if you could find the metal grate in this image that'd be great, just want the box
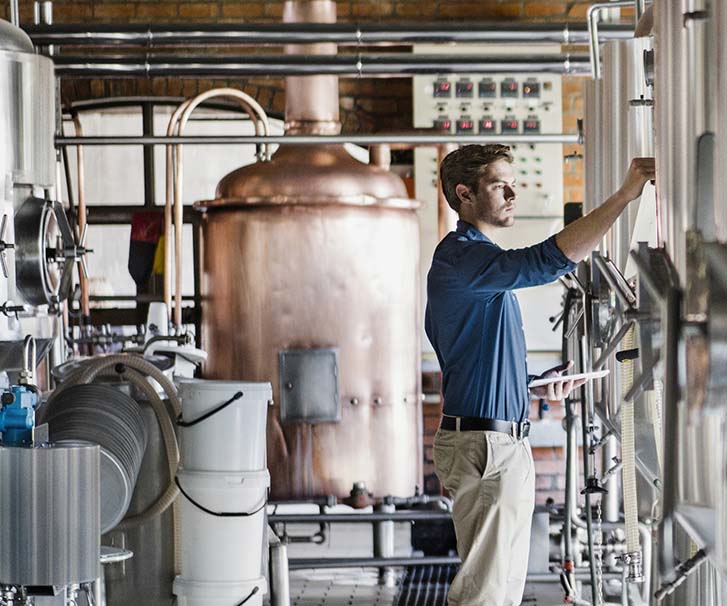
[395,565,456,606]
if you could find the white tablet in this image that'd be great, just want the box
[528,369,610,389]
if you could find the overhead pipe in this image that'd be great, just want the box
[588,1,637,79]
[50,53,591,77]
[55,133,581,147]
[25,22,635,47]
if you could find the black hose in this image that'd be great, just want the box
[235,586,259,606]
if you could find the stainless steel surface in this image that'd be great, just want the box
[654,1,689,277]
[279,348,340,424]
[0,18,33,51]
[588,1,638,80]
[24,22,634,47]
[56,133,581,146]
[0,49,55,187]
[51,53,591,77]
[269,535,291,606]
[104,403,176,606]
[0,443,100,586]
[200,0,421,500]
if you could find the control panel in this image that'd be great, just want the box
[413,44,566,356]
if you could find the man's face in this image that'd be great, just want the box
[462,159,517,228]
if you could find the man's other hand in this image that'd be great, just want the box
[617,157,656,203]
[529,360,587,402]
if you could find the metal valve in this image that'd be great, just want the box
[48,201,92,302]
[0,215,15,279]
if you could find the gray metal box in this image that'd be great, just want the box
[278,348,340,424]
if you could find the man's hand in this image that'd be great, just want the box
[616,157,656,203]
[529,360,587,402]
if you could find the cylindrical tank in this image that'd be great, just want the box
[0,18,57,359]
[198,0,422,500]
[0,443,100,586]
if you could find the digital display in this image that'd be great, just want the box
[501,119,519,133]
[433,118,452,132]
[522,82,541,98]
[479,118,496,133]
[456,119,475,134]
[479,80,497,98]
[523,119,540,133]
[433,80,452,98]
[501,80,518,98]
[456,80,474,98]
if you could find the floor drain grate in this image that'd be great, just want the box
[394,564,457,606]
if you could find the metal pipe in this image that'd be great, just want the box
[588,1,637,79]
[288,555,622,580]
[56,133,581,147]
[51,53,591,77]
[10,0,19,26]
[592,320,635,370]
[70,114,90,320]
[24,22,635,47]
[269,511,452,523]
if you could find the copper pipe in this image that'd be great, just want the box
[283,0,339,135]
[165,88,271,328]
[437,144,458,240]
[71,113,90,319]
[369,145,391,170]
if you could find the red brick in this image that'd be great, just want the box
[536,474,557,490]
[523,2,567,18]
[535,459,566,475]
[179,3,219,18]
[93,3,135,19]
[135,3,178,18]
[532,447,561,460]
[221,3,264,19]
[352,2,394,18]
[395,3,437,18]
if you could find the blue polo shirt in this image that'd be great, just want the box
[425,220,577,422]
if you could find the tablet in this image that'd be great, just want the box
[528,369,610,388]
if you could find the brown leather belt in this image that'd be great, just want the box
[440,416,531,439]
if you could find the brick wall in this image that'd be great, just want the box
[6,0,594,203]
[5,0,612,503]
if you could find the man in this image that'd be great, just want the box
[426,144,655,606]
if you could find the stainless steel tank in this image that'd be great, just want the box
[198,0,422,500]
[0,442,100,586]
[0,18,58,367]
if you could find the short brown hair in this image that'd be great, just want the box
[440,144,514,212]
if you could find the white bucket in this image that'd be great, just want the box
[173,576,267,606]
[177,379,271,472]
[178,469,269,582]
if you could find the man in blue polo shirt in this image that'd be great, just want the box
[427,144,654,606]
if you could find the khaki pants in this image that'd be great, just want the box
[433,428,535,606]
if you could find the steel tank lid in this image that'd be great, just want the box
[196,144,418,211]
[0,19,34,53]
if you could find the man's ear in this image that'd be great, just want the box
[455,184,471,207]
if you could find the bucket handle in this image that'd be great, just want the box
[177,391,244,427]
[174,475,267,518]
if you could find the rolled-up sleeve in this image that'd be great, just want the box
[458,235,577,293]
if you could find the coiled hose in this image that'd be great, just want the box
[53,354,182,571]
[620,326,640,555]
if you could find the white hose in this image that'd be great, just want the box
[620,325,640,553]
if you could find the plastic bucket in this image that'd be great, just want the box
[177,469,269,582]
[177,380,271,472]
[173,576,267,606]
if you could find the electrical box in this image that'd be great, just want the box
[414,44,566,358]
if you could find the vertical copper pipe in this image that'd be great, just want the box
[370,144,392,170]
[437,143,458,239]
[283,0,341,135]
[71,114,90,319]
